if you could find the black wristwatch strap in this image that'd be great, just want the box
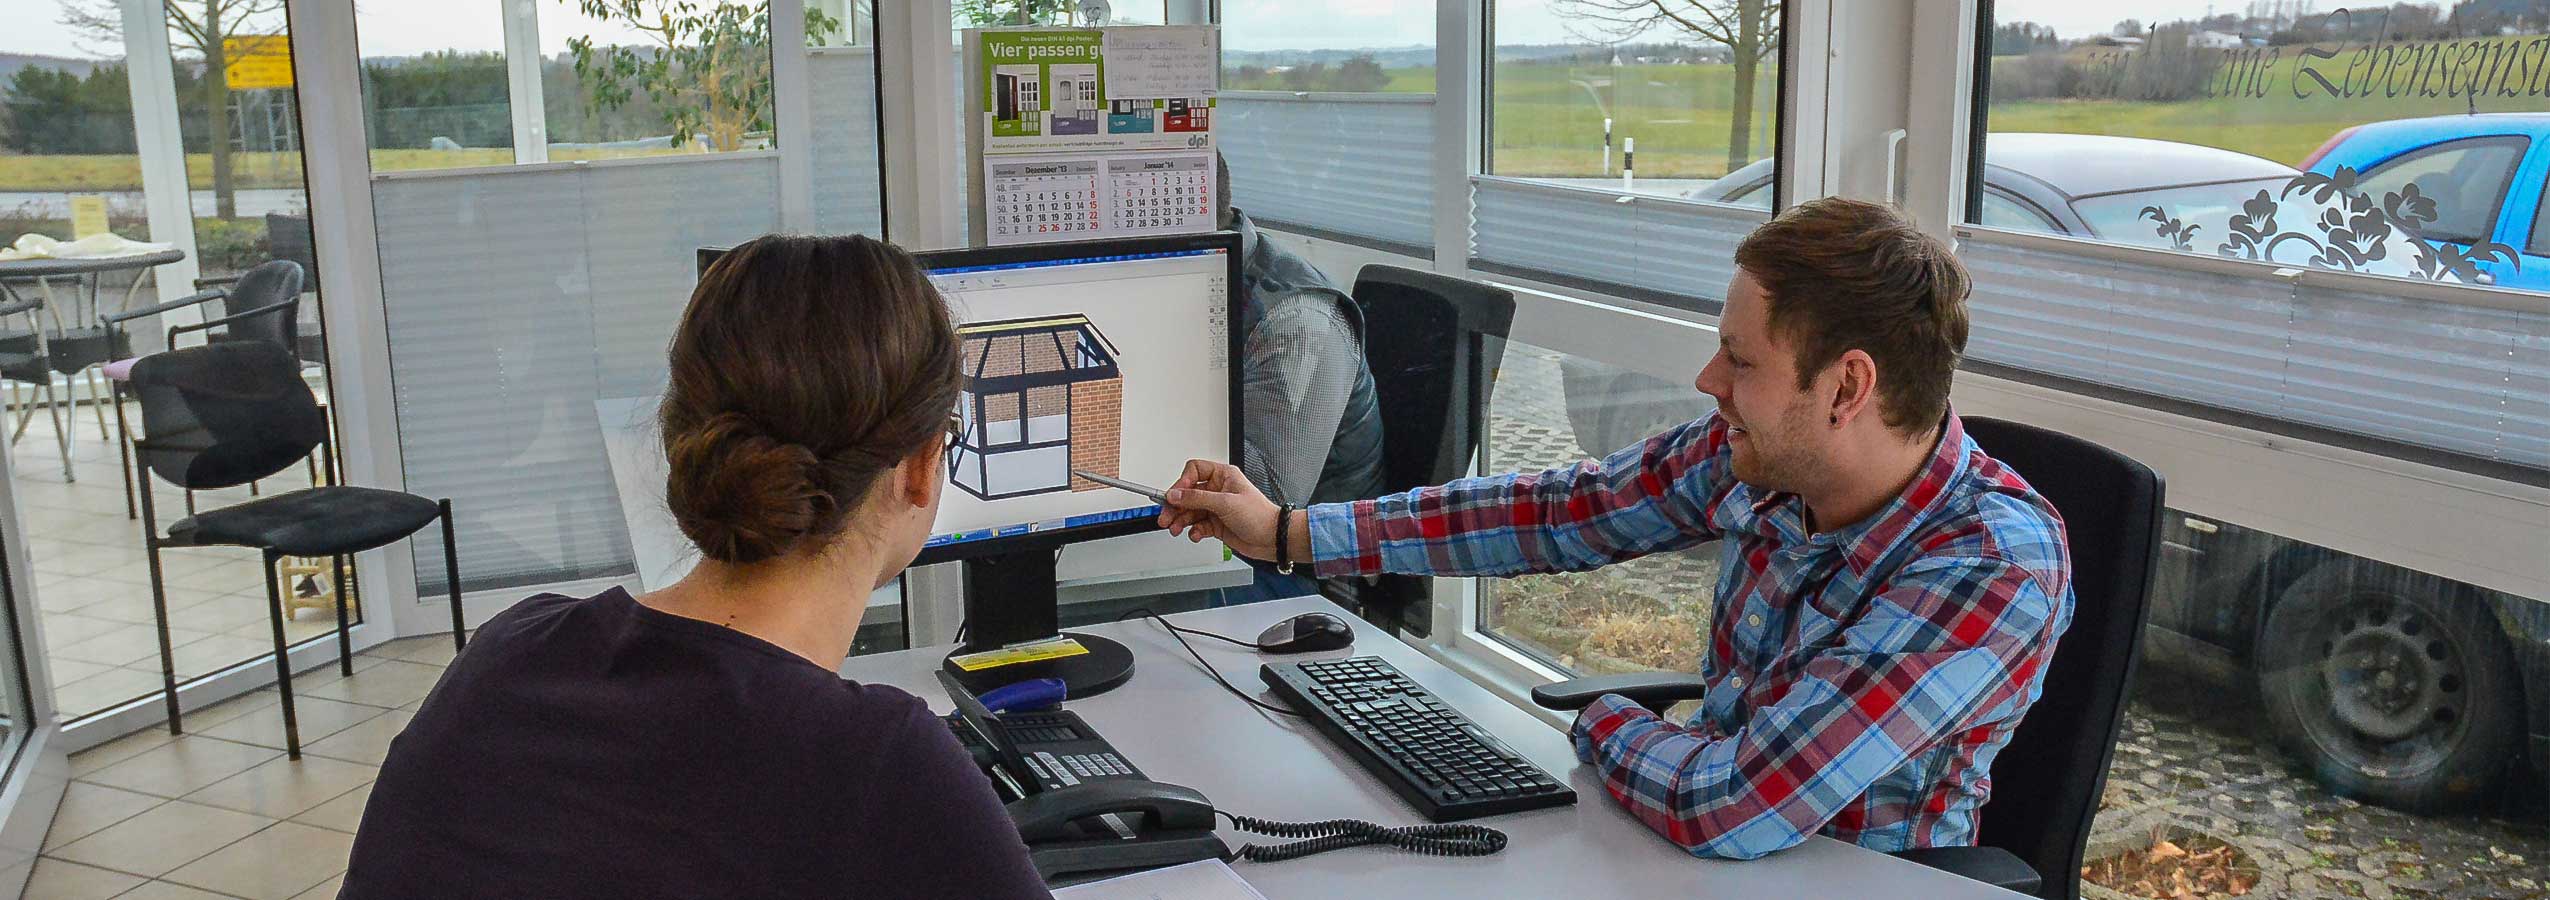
[1274,503,1296,574]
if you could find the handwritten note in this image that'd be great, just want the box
[1101,25,1218,100]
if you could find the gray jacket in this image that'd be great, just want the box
[1234,211,1385,507]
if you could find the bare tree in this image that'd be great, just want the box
[62,0,286,220]
[1556,0,1779,174]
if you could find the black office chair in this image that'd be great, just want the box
[39,273,137,450]
[123,340,468,759]
[195,216,326,365]
[1334,265,1515,637]
[0,294,73,481]
[128,258,305,352]
[105,259,308,518]
[1528,416,2163,900]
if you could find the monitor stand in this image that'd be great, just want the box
[940,546,1136,699]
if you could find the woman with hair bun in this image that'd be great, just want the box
[343,235,1050,899]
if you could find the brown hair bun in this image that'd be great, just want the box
[665,412,829,565]
[659,234,964,564]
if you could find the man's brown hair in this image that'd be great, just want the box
[1733,197,1971,432]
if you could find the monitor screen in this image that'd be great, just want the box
[914,234,1239,560]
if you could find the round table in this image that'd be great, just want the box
[0,247,187,281]
[0,248,188,481]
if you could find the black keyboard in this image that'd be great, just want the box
[1263,656,1576,822]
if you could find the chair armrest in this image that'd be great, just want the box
[0,297,41,318]
[104,289,224,325]
[167,298,293,339]
[192,274,243,290]
[1529,671,1709,712]
[1889,846,2042,896]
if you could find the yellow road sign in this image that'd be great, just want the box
[223,35,292,91]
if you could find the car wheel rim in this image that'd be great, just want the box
[2306,596,2468,773]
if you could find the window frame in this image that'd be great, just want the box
[1956,0,2549,489]
[1460,0,1798,314]
[1477,3,1788,213]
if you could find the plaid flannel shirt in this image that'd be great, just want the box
[1307,409,2072,859]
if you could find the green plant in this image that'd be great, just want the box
[192,215,269,274]
[558,0,839,152]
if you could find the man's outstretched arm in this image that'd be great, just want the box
[1304,413,1739,579]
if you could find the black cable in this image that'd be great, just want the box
[1217,810,1509,862]
[1115,608,1304,718]
[1115,607,1261,650]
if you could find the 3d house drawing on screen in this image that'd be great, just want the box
[949,315,1126,501]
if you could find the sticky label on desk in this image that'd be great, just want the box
[950,635,1090,672]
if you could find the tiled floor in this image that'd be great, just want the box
[28,634,454,900]
[6,393,349,720]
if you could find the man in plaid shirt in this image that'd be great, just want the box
[1158,197,2073,860]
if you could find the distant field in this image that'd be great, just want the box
[1983,87,2550,168]
[1225,60,1781,179]
[16,48,2546,195]
[0,146,702,193]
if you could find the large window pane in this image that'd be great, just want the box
[541,2,781,160]
[1218,0,1436,251]
[5,0,351,721]
[356,5,511,171]
[1975,4,2550,289]
[1974,5,2550,898]
[1969,5,2547,473]
[1488,0,1779,203]
[361,1,880,599]
[1478,342,1719,674]
[1469,1,1782,312]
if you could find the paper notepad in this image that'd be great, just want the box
[1051,859,1268,900]
[1100,25,1219,99]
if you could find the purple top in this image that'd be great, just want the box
[341,588,1050,899]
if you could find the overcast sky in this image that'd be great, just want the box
[3,0,2376,60]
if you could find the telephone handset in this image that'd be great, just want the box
[938,671,1229,882]
[938,671,1510,881]
[1009,779,1217,842]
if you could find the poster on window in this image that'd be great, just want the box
[967,27,1217,156]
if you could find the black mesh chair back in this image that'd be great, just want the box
[128,341,326,491]
[1343,266,1516,634]
[212,260,304,351]
[263,216,328,365]
[0,305,44,384]
[1958,416,2165,900]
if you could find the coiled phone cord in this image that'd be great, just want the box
[1217,810,1509,862]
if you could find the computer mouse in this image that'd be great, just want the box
[1257,612,1355,654]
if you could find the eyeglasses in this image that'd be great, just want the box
[945,411,965,450]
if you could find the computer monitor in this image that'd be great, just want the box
[913,233,1240,697]
[700,233,1242,696]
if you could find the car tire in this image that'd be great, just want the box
[2256,558,2523,813]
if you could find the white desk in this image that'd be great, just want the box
[839,596,2029,899]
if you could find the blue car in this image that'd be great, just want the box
[2305,113,2550,290]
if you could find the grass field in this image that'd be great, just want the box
[1984,85,2549,169]
[0,146,702,193]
